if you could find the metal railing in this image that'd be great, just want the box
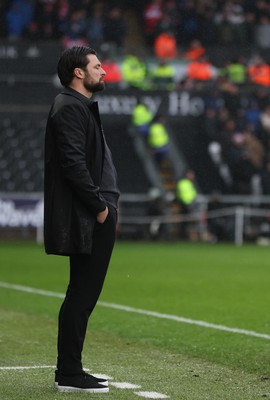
[0,192,270,245]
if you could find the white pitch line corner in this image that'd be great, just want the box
[134,391,169,399]
[110,382,141,389]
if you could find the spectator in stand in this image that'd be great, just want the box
[247,55,270,87]
[65,0,91,13]
[154,12,173,36]
[220,79,242,117]
[254,15,270,48]
[225,2,246,45]
[154,30,178,59]
[33,0,59,40]
[178,0,201,44]
[162,0,179,33]
[56,0,70,39]
[143,0,164,45]
[85,1,105,50]
[214,0,248,45]
[208,140,233,191]
[153,0,179,41]
[242,128,265,172]
[0,2,9,38]
[6,0,34,40]
[252,0,270,21]
[225,129,264,194]
[243,99,262,134]
[183,39,205,61]
[214,10,235,45]
[199,6,217,45]
[260,104,270,135]
[235,107,249,132]
[62,8,88,48]
[224,132,251,193]
[203,88,224,112]
[103,7,127,52]
[214,108,236,147]
[217,104,230,125]
[204,107,220,144]
[254,87,270,110]
[244,9,256,44]
[259,103,270,147]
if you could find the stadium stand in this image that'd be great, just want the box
[102,120,152,194]
[2,0,270,242]
[0,113,45,192]
[0,109,152,194]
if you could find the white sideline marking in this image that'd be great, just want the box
[0,366,169,399]
[0,282,65,299]
[1,281,270,340]
[0,365,54,370]
[135,392,169,399]
[110,382,141,389]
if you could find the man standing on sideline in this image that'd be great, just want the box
[44,46,120,393]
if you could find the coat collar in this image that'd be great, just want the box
[61,87,102,126]
[62,86,94,107]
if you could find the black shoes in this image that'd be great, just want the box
[55,371,109,393]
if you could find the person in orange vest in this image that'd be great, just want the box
[186,55,214,81]
[183,39,206,61]
[154,30,178,60]
[247,55,270,87]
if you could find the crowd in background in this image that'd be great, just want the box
[1,0,270,50]
[202,82,270,196]
[2,0,270,197]
[142,0,270,48]
[0,0,127,49]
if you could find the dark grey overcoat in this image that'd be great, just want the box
[44,87,107,255]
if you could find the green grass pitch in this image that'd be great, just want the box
[1,241,270,399]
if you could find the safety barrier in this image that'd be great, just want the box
[1,193,270,245]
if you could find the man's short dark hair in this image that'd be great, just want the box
[57,46,97,87]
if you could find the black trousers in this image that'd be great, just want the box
[57,205,117,375]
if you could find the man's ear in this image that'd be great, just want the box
[74,68,84,79]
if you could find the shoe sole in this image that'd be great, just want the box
[55,380,108,388]
[57,385,109,393]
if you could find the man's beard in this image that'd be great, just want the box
[83,80,105,93]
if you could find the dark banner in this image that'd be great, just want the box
[0,85,206,120]
[96,90,205,119]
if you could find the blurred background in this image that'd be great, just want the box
[1,0,270,245]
